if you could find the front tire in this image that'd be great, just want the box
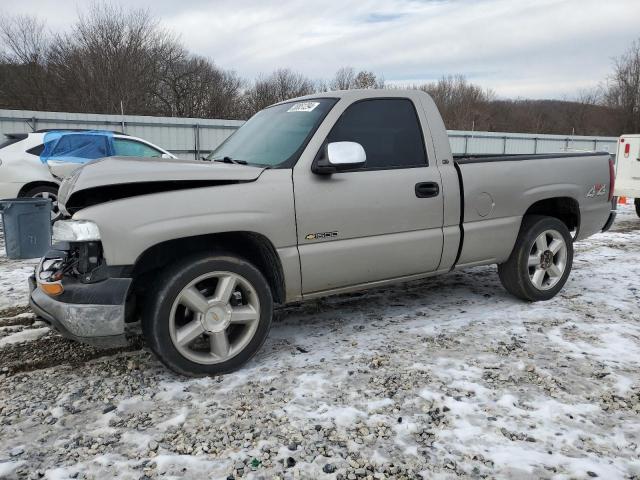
[498,215,573,301]
[635,198,640,218]
[143,253,273,376]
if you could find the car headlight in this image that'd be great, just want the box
[52,220,101,243]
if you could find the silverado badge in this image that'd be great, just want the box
[305,231,338,240]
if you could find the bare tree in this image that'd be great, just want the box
[47,2,180,115]
[245,68,314,114]
[417,75,494,130]
[330,67,355,90]
[353,70,383,89]
[0,14,49,64]
[0,14,53,110]
[482,97,622,136]
[563,88,604,135]
[153,50,244,119]
[0,4,245,118]
[604,39,640,133]
[329,67,384,90]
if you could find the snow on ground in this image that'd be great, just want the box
[0,206,639,479]
[0,224,39,311]
[0,326,49,347]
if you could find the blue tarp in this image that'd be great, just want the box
[40,131,114,164]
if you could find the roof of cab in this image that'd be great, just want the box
[275,88,432,106]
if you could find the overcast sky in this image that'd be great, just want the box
[6,0,640,99]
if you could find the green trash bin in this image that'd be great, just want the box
[0,198,52,259]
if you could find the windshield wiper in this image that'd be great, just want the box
[213,156,248,165]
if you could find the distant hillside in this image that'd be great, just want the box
[483,100,622,137]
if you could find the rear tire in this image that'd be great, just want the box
[498,215,573,301]
[143,253,273,376]
[635,198,640,218]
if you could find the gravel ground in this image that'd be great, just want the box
[1,206,639,480]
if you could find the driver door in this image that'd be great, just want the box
[293,97,444,295]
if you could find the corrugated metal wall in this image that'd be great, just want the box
[1,109,618,159]
[448,131,618,155]
[0,109,243,159]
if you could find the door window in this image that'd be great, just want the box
[113,138,163,157]
[327,99,427,169]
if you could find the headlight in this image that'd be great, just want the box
[52,220,101,242]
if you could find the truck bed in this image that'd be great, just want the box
[451,151,612,268]
[454,151,611,164]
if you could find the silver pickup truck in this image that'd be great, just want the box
[29,89,616,375]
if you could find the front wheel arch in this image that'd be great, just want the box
[129,232,286,317]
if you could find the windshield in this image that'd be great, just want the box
[208,98,336,167]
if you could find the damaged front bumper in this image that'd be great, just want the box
[28,247,133,348]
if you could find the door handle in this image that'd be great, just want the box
[415,182,440,198]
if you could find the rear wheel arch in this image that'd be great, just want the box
[130,231,286,306]
[522,197,581,237]
[19,182,62,220]
[18,181,60,197]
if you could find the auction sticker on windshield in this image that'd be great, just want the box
[287,102,320,112]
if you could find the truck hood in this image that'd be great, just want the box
[58,156,266,215]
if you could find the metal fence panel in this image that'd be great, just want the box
[1,109,618,160]
[0,109,243,160]
[448,130,617,156]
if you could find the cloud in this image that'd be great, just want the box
[361,12,408,23]
[6,0,640,99]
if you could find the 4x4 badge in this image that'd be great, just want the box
[586,184,606,198]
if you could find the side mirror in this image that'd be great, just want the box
[313,141,366,175]
[161,153,172,159]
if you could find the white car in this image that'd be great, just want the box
[0,130,176,218]
[614,134,640,217]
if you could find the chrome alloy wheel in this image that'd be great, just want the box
[527,229,568,291]
[169,271,261,364]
